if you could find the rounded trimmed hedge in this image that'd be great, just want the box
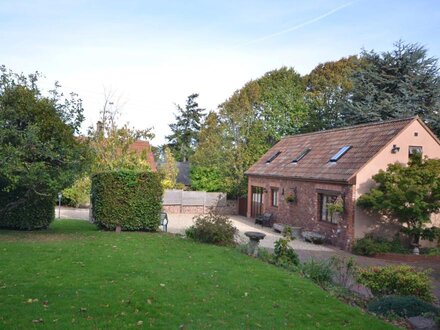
[0,186,54,230]
[91,170,163,231]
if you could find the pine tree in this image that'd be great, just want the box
[166,93,205,162]
[341,41,440,136]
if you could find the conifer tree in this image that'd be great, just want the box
[341,41,440,136]
[166,93,205,162]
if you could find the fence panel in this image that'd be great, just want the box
[163,189,183,205]
[181,191,205,206]
[162,190,234,214]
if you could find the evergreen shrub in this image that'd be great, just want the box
[352,235,409,256]
[185,211,237,246]
[273,227,300,268]
[91,170,163,231]
[367,295,439,318]
[356,265,434,302]
[0,184,54,230]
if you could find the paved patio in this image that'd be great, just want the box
[167,213,334,253]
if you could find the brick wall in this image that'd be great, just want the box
[247,176,355,250]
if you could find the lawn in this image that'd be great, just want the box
[0,220,394,329]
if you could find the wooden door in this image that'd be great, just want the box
[238,197,248,216]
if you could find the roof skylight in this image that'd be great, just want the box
[329,146,351,162]
[266,151,281,163]
[292,148,311,163]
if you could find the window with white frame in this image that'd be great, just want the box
[271,188,279,207]
[319,193,340,224]
[408,146,423,158]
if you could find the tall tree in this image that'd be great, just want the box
[160,146,179,189]
[0,66,89,225]
[341,41,440,136]
[258,67,309,142]
[89,90,154,173]
[190,112,227,192]
[63,91,154,207]
[304,56,363,131]
[191,112,224,167]
[218,81,271,197]
[166,93,205,162]
[190,67,309,197]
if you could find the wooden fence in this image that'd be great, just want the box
[162,190,237,214]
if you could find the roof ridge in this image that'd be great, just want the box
[282,116,417,140]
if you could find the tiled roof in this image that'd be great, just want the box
[245,117,417,183]
[176,162,191,186]
[128,140,157,172]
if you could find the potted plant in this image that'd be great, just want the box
[285,194,297,204]
[327,196,344,218]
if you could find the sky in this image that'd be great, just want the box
[1,0,439,145]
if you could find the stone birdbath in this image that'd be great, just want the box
[245,231,266,256]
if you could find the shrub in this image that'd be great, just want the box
[185,211,237,246]
[352,235,409,256]
[330,256,357,289]
[356,265,434,302]
[91,170,163,231]
[428,247,440,256]
[367,295,439,318]
[420,247,440,256]
[301,259,334,288]
[352,237,389,256]
[0,184,54,230]
[273,227,300,268]
[256,247,274,264]
[62,176,91,207]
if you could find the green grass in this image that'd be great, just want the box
[0,220,394,329]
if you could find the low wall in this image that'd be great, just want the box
[374,253,440,263]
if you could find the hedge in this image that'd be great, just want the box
[0,185,54,230]
[91,170,163,231]
[356,265,434,302]
[367,295,439,318]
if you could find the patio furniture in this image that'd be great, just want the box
[273,223,303,239]
[160,212,169,232]
[255,213,273,227]
[302,231,325,244]
[244,231,266,256]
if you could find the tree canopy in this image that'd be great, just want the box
[178,41,440,198]
[357,154,440,244]
[159,146,179,189]
[188,67,307,197]
[340,41,440,135]
[303,55,364,131]
[88,95,154,173]
[0,66,89,227]
[62,91,154,207]
[257,67,309,142]
[166,93,205,162]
